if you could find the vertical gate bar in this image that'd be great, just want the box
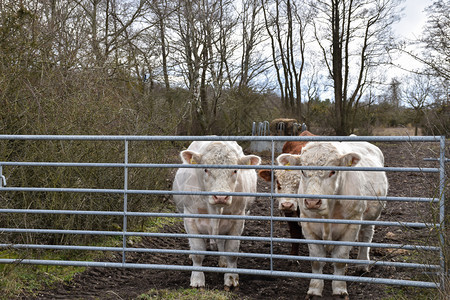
[439,136,446,293]
[123,140,129,265]
[0,165,3,187]
[269,139,275,272]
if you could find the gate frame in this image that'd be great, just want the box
[0,134,447,293]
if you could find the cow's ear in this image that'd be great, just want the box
[277,154,301,166]
[181,150,202,164]
[340,152,360,167]
[258,170,272,182]
[239,155,261,166]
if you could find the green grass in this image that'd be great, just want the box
[384,285,439,300]
[136,288,241,300]
[0,216,181,299]
[0,250,85,299]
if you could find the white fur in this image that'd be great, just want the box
[278,141,388,297]
[173,141,261,289]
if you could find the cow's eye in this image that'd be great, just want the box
[233,170,238,174]
[301,170,307,177]
[329,171,336,177]
[204,169,208,173]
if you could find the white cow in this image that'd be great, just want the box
[173,141,261,290]
[277,141,388,299]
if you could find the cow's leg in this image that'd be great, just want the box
[189,237,207,288]
[221,220,244,290]
[285,210,303,255]
[330,224,360,298]
[287,221,302,255]
[185,218,207,288]
[210,214,221,251]
[330,244,351,299]
[356,224,375,272]
[222,238,240,290]
[217,238,227,268]
[306,243,326,298]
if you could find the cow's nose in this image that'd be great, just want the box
[304,198,322,209]
[281,202,294,210]
[213,195,229,204]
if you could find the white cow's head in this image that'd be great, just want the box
[258,169,302,213]
[277,142,360,215]
[181,142,261,206]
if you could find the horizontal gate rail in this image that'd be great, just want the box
[0,134,447,293]
[0,243,441,265]
[0,259,439,288]
[0,134,443,142]
[0,209,438,228]
[0,229,441,251]
[0,161,440,173]
[0,187,439,203]
[0,245,441,270]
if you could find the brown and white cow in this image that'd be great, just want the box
[278,141,388,299]
[172,141,261,290]
[258,130,316,255]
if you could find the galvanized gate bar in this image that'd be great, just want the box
[0,259,439,288]
[438,136,447,288]
[0,161,440,173]
[0,134,443,142]
[0,245,441,269]
[0,187,439,203]
[0,228,441,251]
[0,209,438,228]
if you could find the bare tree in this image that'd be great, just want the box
[148,0,178,90]
[172,0,240,134]
[262,0,312,119]
[397,0,450,81]
[311,0,402,135]
[403,74,433,136]
[238,0,268,89]
[74,0,150,68]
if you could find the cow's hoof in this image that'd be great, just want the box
[355,265,370,274]
[224,273,239,289]
[224,285,239,292]
[218,256,227,268]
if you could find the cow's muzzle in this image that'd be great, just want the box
[304,198,322,209]
[280,201,296,212]
[212,195,230,205]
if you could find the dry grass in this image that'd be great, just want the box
[372,126,423,136]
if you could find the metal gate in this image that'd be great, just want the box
[0,135,447,292]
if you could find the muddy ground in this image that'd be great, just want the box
[25,142,446,299]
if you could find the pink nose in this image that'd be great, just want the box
[304,199,322,209]
[213,195,229,204]
[281,202,294,210]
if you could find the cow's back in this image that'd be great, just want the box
[336,142,388,221]
[282,130,315,154]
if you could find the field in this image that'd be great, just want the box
[20,139,446,300]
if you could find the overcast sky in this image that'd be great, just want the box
[388,0,431,76]
[395,0,429,39]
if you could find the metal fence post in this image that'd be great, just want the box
[123,140,129,265]
[0,165,6,188]
[269,139,275,272]
[439,136,447,293]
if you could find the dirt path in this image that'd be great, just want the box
[26,142,444,299]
